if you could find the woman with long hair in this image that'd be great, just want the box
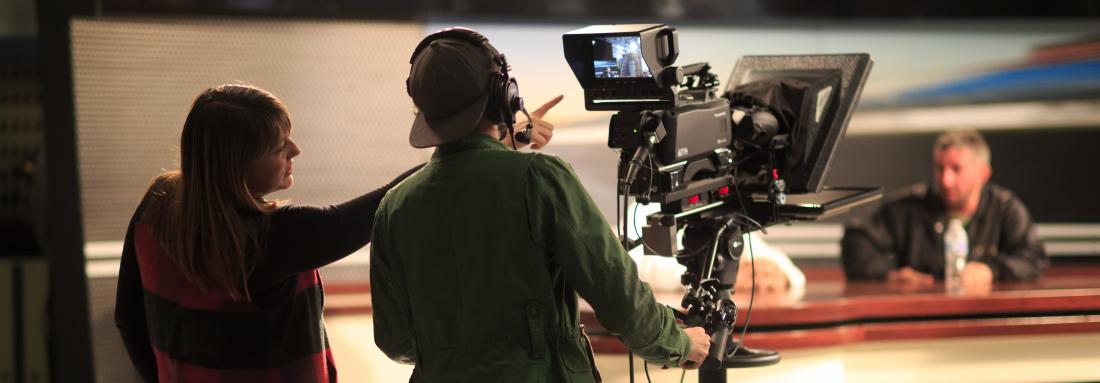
[115,81,556,382]
[113,83,424,382]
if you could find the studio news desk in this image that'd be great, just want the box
[323,263,1100,382]
[583,263,1100,352]
[578,263,1100,382]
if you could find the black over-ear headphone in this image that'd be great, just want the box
[407,27,532,147]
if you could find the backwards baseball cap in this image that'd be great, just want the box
[407,37,496,148]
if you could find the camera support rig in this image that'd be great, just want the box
[615,68,785,379]
[567,23,880,383]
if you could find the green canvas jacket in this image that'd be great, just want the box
[370,135,690,382]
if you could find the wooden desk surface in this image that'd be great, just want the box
[321,263,1100,351]
[582,263,1100,352]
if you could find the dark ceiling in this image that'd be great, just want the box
[81,0,1100,21]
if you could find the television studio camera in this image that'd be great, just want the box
[564,24,882,382]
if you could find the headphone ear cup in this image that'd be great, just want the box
[502,78,519,126]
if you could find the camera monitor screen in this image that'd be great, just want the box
[592,36,653,79]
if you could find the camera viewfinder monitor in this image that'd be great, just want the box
[726,54,873,194]
[564,24,679,111]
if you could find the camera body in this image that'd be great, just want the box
[565,25,744,213]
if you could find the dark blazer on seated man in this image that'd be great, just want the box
[840,130,1047,286]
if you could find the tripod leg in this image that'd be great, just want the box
[698,367,726,383]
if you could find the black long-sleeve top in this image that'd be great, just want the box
[114,165,422,382]
[841,182,1048,281]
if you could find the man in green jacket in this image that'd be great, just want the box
[370,27,710,382]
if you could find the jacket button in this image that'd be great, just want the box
[528,305,542,317]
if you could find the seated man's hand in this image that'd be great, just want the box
[680,327,710,370]
[961,261,993,288]
[886,266,934,287]
[505,95,562,150]
[734,258,788,293]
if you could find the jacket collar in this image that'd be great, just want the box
[432,134,508,160]
[926,181,993,227]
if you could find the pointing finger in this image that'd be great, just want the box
[530,95,564,119]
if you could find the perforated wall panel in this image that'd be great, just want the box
[72,17,429,242]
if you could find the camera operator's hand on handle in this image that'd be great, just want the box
[506,95,562,150]
[680,327,711,370]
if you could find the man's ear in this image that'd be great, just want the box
[980,163,992,184]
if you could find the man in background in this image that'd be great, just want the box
[840,130,1047,288]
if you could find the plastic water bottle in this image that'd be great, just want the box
[943,218,969,293]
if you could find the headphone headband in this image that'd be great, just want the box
[409,27,503,66]
[407,27,530,147]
